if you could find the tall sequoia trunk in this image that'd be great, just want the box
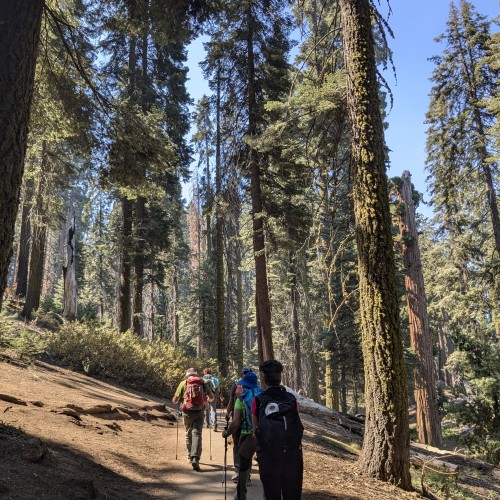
[215,69,227,375]
[118,197,133,332]
[396,170,442,447]
[15,179,34,297]
[339,0,411,488]
[62,208,77,320]
[23,142,50,318]
[246,6,273,362]
[0,1,44,309]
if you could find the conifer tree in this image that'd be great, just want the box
[202,0,293,362]
[338,0,410,487]
[394,171,442,447]
[0,1,44,309]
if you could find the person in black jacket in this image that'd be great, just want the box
[251,360,303,500]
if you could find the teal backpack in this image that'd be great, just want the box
[239,386,263,433]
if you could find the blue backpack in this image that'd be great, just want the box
[203,374,220,391]
[239,386,263,433]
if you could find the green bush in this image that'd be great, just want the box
[46,321,207,397]
[0,312,47,359]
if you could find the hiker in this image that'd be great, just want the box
[252,359,304,500]
[202,368,223,431]
[225,367,252,481]
[172,367,214,471]
[222,370,262,500]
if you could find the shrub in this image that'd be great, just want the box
[46,321,207,397]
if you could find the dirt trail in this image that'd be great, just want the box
[0,358,264,499]
[6,357,493,499]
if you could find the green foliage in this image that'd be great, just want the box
[0,312,16,350]
[11,331,47,360]
[0,313,47,359]
[46,321,203,396]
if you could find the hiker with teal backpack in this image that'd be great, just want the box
[203,368,223,431]
[222,370,262,500]
[172,368,214,471]
[252,359,304,500]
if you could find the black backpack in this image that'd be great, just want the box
[255,386,303,451]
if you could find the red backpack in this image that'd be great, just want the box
[181,375,207,411]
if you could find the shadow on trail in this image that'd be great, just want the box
[0,422,175,500]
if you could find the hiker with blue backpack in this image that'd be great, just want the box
[222,369,262,500]
[202,368,223,431]
[252,359,304,500]
[225,367,253,481]
[172,368,214,471]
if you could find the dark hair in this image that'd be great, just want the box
[203,368,212,375]
[259,359,283,386]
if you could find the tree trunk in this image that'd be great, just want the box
[23,142,50,318]
[341,365,348,413]
[215,69,227,375]
[396,170,442,447]
[15,179,34,297]
[437,310,455,387]
[133,196,146,336]
[289,254,303,390]
[118,197,133,332]
[339,0,411,488]
[62,208,77,320]
[171,272,179,345]
[246,5,273,362]
[325,350,335,409]
[0,1,44,309]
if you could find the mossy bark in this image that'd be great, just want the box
[339,0,411,489]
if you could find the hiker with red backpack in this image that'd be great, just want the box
[252,359,304,500]
[172,368,214,471]
[222,369,262,500]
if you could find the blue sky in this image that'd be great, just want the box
[381,1,499,214]
[185,1,499,215]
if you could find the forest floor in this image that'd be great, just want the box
[0,355,498,500]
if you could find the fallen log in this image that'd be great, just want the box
[410,451,461,474]
[286,388,365,435]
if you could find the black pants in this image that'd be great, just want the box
[257,447,303,500]
[232,426,242,468]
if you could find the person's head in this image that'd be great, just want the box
[259,359,283,387]
[241,367,252,376]
[237,371,258,390]
[186,367,198,378]
[203,368,212,375]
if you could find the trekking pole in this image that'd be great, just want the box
[209,413,213,460]
[175,403,180,460]
[221,423,228,499]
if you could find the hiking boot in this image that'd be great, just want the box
[191,457,200,471]
[213,425,218,432]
